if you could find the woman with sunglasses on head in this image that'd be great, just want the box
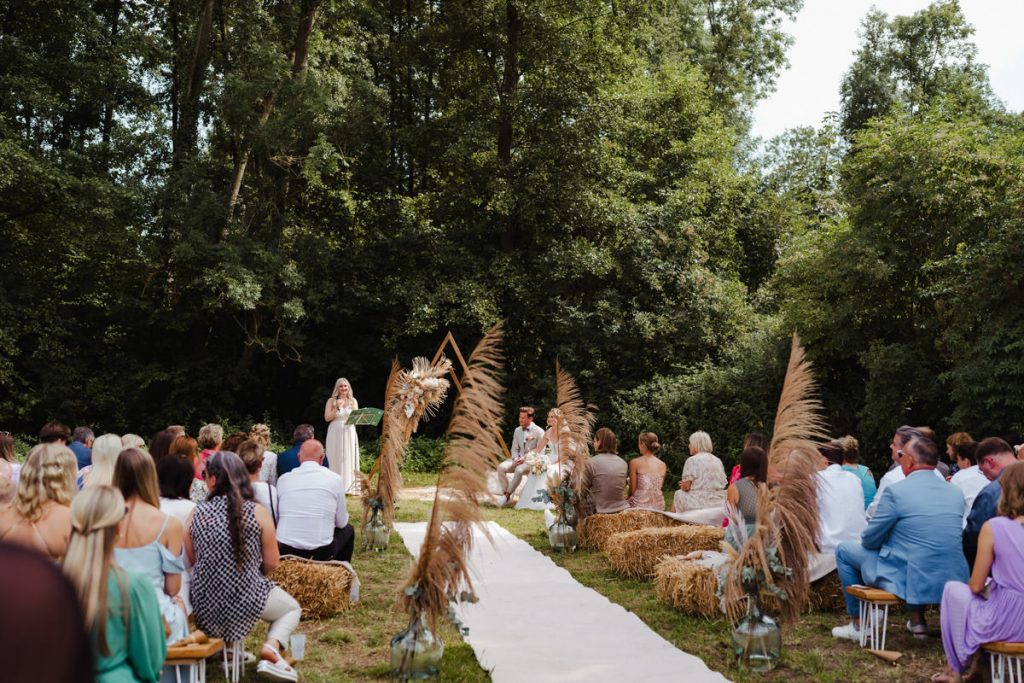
[62,485,166,683]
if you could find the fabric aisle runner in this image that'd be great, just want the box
[395,521,730,683]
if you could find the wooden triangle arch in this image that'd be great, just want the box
[431,330,512,459]
[367,331,512,482]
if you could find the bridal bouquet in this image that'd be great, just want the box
[525,451,549,476]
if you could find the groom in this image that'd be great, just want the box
[497,406,545,504]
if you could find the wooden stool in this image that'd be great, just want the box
[845,585,900,651]
[164,637,224,683]
[984,642,1024,683]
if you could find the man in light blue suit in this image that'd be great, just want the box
[832,433,968,641]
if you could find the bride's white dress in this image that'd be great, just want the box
[515,437,573,511]
[326,405,360,494]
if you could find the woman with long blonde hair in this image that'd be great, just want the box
[63,485,166,682]
[2,442,77,559]
[80,434,123,488]
[324,377,360,494]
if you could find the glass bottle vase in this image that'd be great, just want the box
[364,508,390,552]
[548,518,578,552]
[390,611,444,680]
[731,593,781,672]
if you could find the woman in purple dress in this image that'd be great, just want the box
[934,461,1024,683]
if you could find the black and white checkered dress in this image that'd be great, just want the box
[190,496,274,641]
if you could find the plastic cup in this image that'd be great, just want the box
[290,634,306,661]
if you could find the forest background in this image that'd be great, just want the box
[2,0,1022,475]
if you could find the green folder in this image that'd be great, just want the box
[346,407,384,426]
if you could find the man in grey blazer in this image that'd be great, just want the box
[497,406,546,503]
[580,428,629,515]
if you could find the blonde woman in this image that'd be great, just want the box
[113,448,188,644]
[63,486,166,683]
[250,423,278,485]
[2,443,77,559]
[80,434,123,488]
[324,377,360,494]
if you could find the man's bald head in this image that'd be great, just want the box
[298,439,325,463]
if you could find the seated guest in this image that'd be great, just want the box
[838,435,876,510]
[866,426,944,521]
[0,431,20,485]
[62,486,166,683]
[917,427,950,478]
[935,461,1024,683]
[169,435,208,502]
[113,448,188,644]
[1,541,93,683]
[276,424,319,480]
[250,423,278,485]
[39,421,72,446]
[963,437,1018,568]
[946,432,973,474]
[277,440,353,562]
[239,439,279,524]
[79,433,122,488]
[627,432,667,510]
[832,434,967,641]
[120,434,145,450]
[157,453,198,613]
[0,477,18,537]
[68,426,95,470]
[196,423,223,470]
[2,443,76,559]
[221,431,249,454]
[950,440,986,526]
[580,428,629,515]
[672,431,727,513]
[725,446,766,546]
[728,432,769,485]
[496,406,545,505]
[187,451,301,681]
[817,442,866,553]
[148,429,175,467]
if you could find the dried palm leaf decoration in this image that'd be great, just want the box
[722,333,828,623]
[398,323,504,628]
[361,356,452,529]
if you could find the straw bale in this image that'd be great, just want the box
[654,554,845,618]
[605,525,725,579]
[577,510,679,551]
[655,555,723,618]
[272,556,354,619]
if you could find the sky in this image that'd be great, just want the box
[749,0,1024,141]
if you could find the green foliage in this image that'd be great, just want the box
[361,436,448,474]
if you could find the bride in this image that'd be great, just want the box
[515,409,572,511]
[324,377,360,495]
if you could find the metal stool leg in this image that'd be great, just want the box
[879,604,890,651]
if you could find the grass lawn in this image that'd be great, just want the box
[219,477,949,682]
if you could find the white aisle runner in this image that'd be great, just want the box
[396,521,730,683]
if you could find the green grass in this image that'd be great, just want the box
[203,483,949,682]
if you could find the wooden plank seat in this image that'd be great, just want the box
[165,636,224,683]
[845,585,900,651]
[983,642,1024,683]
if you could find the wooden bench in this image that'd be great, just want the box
[845,585,900,651]
[164,637,224,683]
[983,642,1024,683]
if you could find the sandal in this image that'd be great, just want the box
[930,672,961,683]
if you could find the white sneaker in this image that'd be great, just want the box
[831,622,862,642]
[257,657,298,682]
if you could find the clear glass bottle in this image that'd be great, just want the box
[390,611,444,680]
[731,593,781,672]
[363,507,390,551]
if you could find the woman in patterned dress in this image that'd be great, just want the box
[187,451,302,682]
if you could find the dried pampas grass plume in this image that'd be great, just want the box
[722,333,828,623]
[398,324,505,628]
[554,361,596,496]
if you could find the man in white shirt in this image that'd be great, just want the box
[865,426,944,521]
[816,443,867,553]
[277,439,354,562]
[949,440,987,526]
[496,406,545,503]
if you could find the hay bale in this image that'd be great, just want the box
[808,571,845,612]
[272,556,354,619]
[577,510,679,551]
[605,525,726,579]
[655,553,725,618]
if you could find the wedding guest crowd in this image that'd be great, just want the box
[0,419,353,682]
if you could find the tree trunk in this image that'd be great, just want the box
[497,0,521,252]
[224,0,322,224]
[102,0,123,147]
[173,0,216,168]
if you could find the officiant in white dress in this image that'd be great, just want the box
[325,377,361,495]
